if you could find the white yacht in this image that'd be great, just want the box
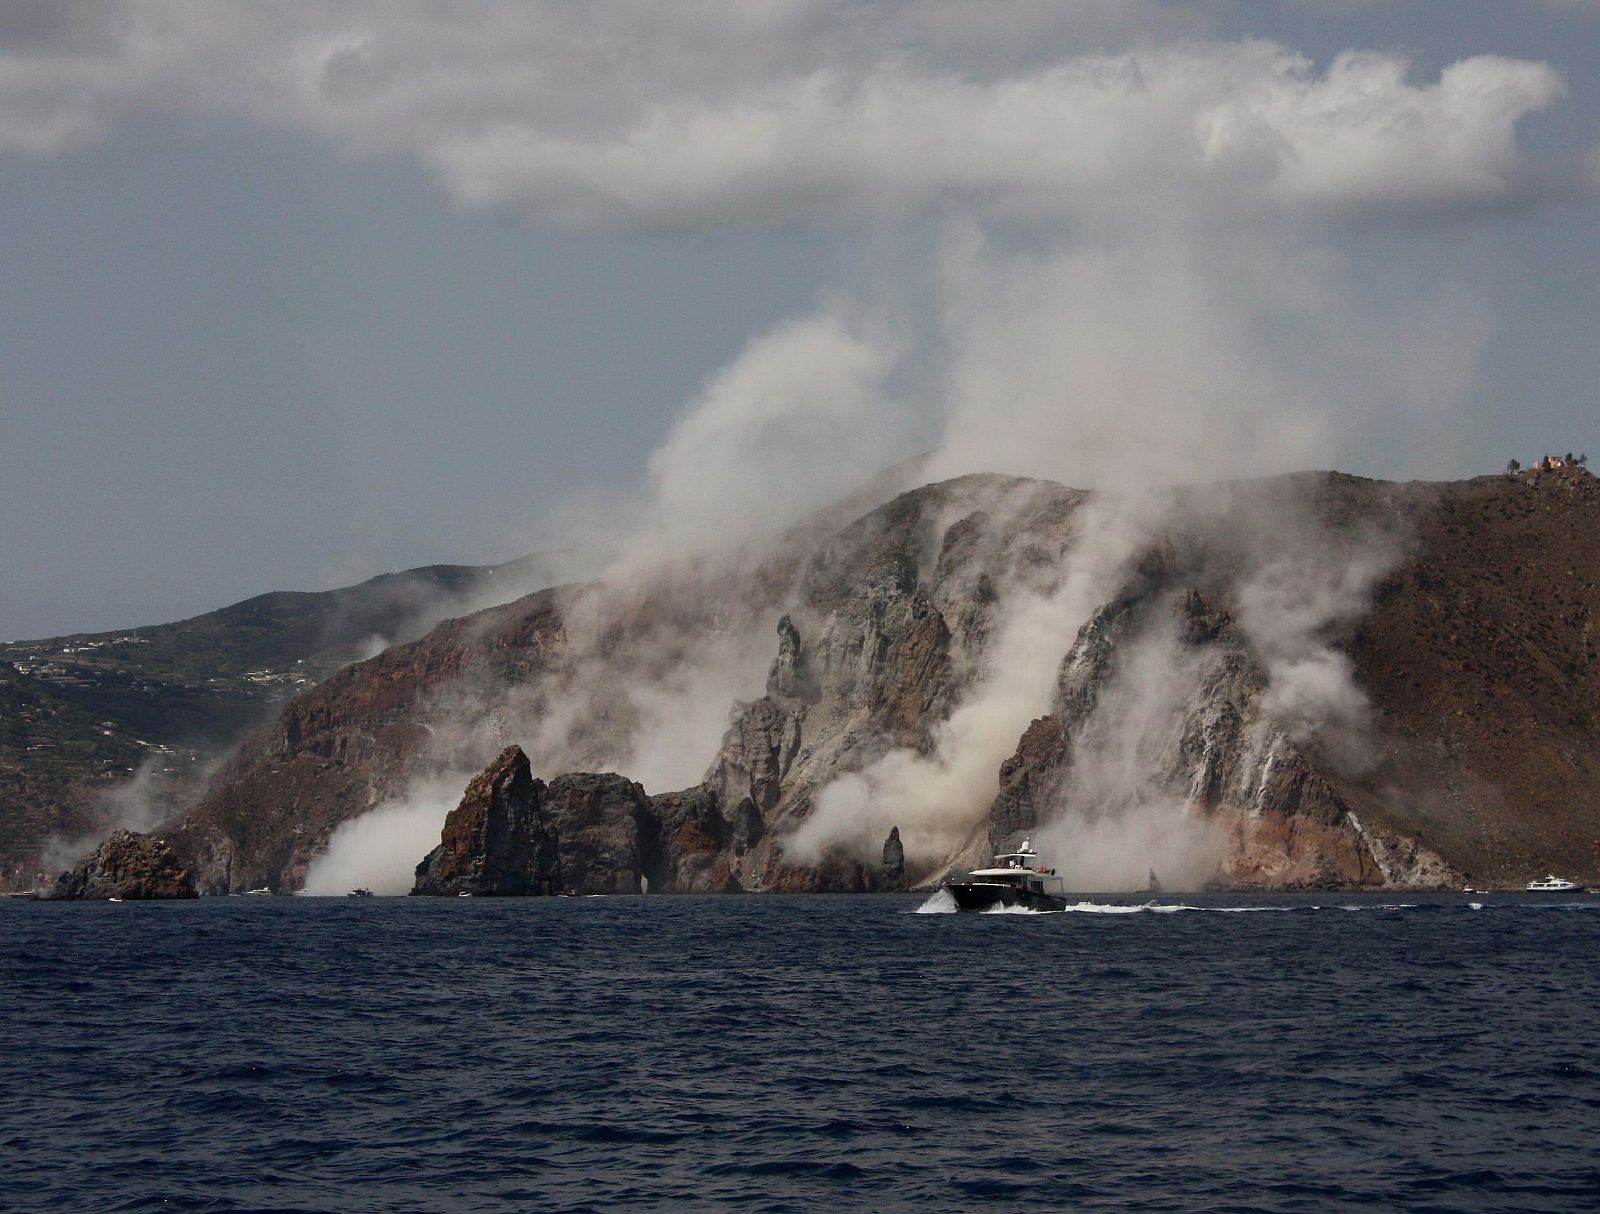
[1525,874,1581,892]
[941,840,1069,912]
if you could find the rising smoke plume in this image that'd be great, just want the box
[302,769,475,895]
[78,7,1570,889]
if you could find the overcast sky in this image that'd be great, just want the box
[3,1,1598,640]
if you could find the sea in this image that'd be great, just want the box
[3,892,1598,1213]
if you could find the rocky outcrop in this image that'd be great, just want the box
[539,772,655,895]
[412,746,558,896]
[413,747,743,896]
[44,830,198,900]
[649,786,743,894]
[882,825,905,890]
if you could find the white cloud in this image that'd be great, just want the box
[428,44,1563,225]
[0,4,1568,226]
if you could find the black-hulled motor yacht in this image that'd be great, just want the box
[941,840,1069,912]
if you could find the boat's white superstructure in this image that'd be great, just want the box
[941,840,1068,911]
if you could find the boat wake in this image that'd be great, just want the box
[1054,902,1292,915]
[912,895,1516,917]
[912,894,1298,915]
[944,898,1297,915]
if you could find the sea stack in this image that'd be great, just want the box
[882,825,906,891]
[45,830,199,900]
[411,745,560,896]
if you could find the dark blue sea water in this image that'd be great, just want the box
[3,893,1599,1213]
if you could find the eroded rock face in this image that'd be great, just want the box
[541,772,653,895]
[709,475,1084,889]
[882,825,905,891]
[650,786,743,894]
[45,830,198,900]
[413,748,744,896]
[983,574,1461,891]
[412,746,558,896]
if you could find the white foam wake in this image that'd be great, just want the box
[910,896,1450,916]
[913,889,957,913]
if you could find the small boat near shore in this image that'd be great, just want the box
[347,888,373,898]
[941,840,1069,912]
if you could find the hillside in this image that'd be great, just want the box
[0,552,578,886]
[161,466,1600,895]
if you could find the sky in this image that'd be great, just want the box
[2,0,1598,641]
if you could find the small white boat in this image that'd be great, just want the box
[243,887,273,896]
[1526,874,1580,892]
[108,896,123,903]
[457,891,471,897]
[346,887,373,898]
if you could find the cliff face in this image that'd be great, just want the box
[704,475,1085,890]
[985,573,1405,889]
[44,830,198,900]
[982,468,1600,888]
[172,467,1600,893]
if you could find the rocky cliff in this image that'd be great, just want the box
[166,467,1600,893]
[43,830,198,900]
